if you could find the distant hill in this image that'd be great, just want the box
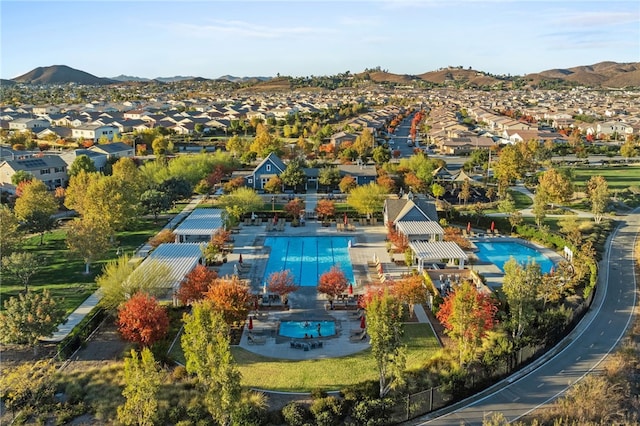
[417,68,501,86]
[110,74,151,82]
[1,79,16,87]
[357,70,416,84]
[525,62,640,88]
[153,76,197,83]
[12,65,116,85]
[219,75,271,83]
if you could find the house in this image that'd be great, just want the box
[87,142,134,159]
[383,193,439,225]
[71,124,119,143]
[244,153,287,190]
[0,155,68,190]
[8,117,50,131]
[329,131,358,147]
[59,149,109,173]
[336,164,377,186]
[36,126,73,141]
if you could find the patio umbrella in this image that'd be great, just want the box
[348,283,353,295]
[467,222,471,232]
[344,212,348,225]
[549,266,554,276]
[238,253,243,264]
[263,282,268,294]
[490,221,495,232]
[248,316,253,330]
[360,315,366,329]
[273,213,278,224]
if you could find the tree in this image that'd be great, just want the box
[284,197,304,220]
[347,182,387,219]
[0,205,23,259]
[84,174,140,232]
[404,172,427,194]
[391,274,428,318]
[537,168,573,207]
[177,264,217,305]
[148,229,176,248]
[1,251,42,292]
[620,139,638,162]
[140,189,170,223]
[117,293,169,347]
[97,255,172,311]
[431,183,445,200]
[0,289,65,346]
[14,179,57,245]
[493,145,523,193]
[502,258,539,341]
[318,166,340,188]
[159,176,193,206]
[152,135,170,156]
[117,348,162,426]
[205,275,253,325]
[532,188,548,227]
[366,289,406,398]
[64,169,101,216]
[66,216,112,274]
[497,192,515,214]
[318,266,349,302]
[181,301,242,425]
[280,159,305,190]
[436,280,497,364]
[263,175,283,194]
[10,170,33,186]
[459,179,471,205]
[372,145,391,164]
[339,175,357,194]
[250,123,283,157]
[267,269,300,305]
[586,175,609,223]
[315,199,335,222]
[508,210,523,232]
[218,187,264,225]
[68,154,96,177]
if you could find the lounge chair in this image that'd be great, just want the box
[350,328,366,336]
[247,333,267,345]
[349,331,367,342]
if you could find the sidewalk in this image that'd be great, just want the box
[44,195,204,343]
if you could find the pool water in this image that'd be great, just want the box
[279,320,336,339]
[263,236,355,287]
[475,241,554,274]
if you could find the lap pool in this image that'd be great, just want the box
[475,240,554,274]
[263,236,355,287]
[279,320,336,338]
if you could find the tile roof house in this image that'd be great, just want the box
[244,153,287,190]
[87,142,134,159]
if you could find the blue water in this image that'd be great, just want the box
[475,241,554,274]
[263,236,355,287]
[279,320,336,338]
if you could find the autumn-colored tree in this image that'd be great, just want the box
[263,175,283,194]
[459,179,471,205]
[537,168,573,207]
[117,293,169,347]
[586,175,609,223]
[443,227,473,250]
[205,275,252,325]
[347,182,387,219]
[391,274,428,318]
[436,280,497,364]
[0,289,65,347]
[66,216,112,274]
[148,229,176,248]
[267,269,300,305]
[386,223,408,252]
[318,266,349,301]
[177,264,218,305]
[404,172,427,194]
[339,175,357,194]
[14,179,57,245]
[0,205,23,259]
[117,348,162,426]
[430,183,445,200]
[315,199,335,222]
[376,172,397,193]
[284,198,304,220]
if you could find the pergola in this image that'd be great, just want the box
[408,241,468,271]
[140,243,204,291]
[395,220,444,242]
[174,208,224,243]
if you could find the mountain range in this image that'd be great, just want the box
[6,62,640,89]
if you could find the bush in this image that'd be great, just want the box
[232,404,267,426]
[281,401,310,426]
[310,396,346,426]
[310,388,329,399]
[349,398,392,426]
[341,380,379,402]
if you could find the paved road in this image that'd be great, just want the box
[411,210,639,425]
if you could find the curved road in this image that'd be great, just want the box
[411,210,639,425]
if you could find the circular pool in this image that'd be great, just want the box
[279,320,336,339]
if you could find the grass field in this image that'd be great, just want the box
[565,165,640,190]
[170,322,441,392]
[0,218,167,314]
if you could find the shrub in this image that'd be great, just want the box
[310,388,328,399]
[341,380,379,402]
[349,398,392,426]
[232,403,267,426]
[310,396,346,426]
[281,401,310,426]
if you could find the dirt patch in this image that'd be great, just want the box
[71,321,130,363]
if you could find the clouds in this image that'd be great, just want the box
[164,19,335,40]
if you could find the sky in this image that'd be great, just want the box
[1,0,639,80]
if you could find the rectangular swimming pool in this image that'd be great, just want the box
[263,236,355,287]
[475,241,554,274]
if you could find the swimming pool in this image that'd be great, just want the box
[263,236,355,287]
[475,241,554,274]
[279,320,336,339]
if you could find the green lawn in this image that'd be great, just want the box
[0,218,167,314]
[565,165,640,191]
[510,190,533,209]
[170,322,441,392]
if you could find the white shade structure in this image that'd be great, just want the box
[408,241,468,271]
[174,208,224,242]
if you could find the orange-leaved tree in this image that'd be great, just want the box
[205,275,252,326]
[315,199,335,222]
[318,266,349,302]
[284,198,304,220]
[436,280,497,364]
[267,270,299,305]
[177,264,218,306]
[391,274,428,318]
[116,293,169,347]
